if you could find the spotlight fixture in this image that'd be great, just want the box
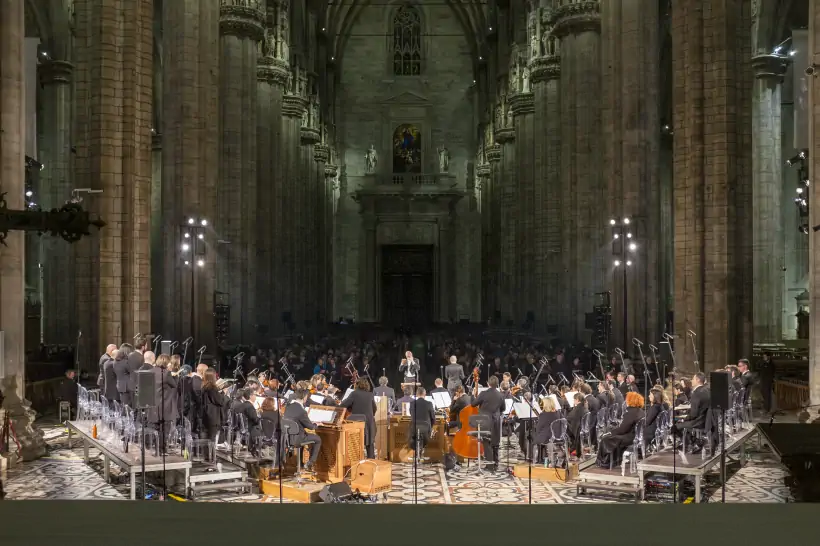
[623,217,631,225]
[626,260,632,266]
[25,190,32,197]
[626,232,633,239]
[197,233,204,240]
[200,219,208,226]
[181,243,190,252]
[196,259,205,267]
[188,218,195,225]
[629,243,637,251]
[610,219,617,226]
[787,151,808,166]
[797,187,804,195]
[184,260,190,266]
[613,233,620,240]
[184,232,190,238]
[800,224,809,235]
[614,260,621,267]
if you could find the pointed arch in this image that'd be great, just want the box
[391,3,423,76]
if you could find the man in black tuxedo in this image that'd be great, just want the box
[471,375,505,469]
[230,388,261,454]
[283,388,323,470]
[340,378,377,458]
[444,355,465,396]
[112,350,133,406]
[737,359,755,405]
[431,378,448,394]
[408,387,436,453]
[103,352,120,405]
[97,344,117,389]
[674,372,710,452]
[580,383,602,445]
[757,352,775,413]
[147,356,179,453]
[374,376,396,406]
[400,351,420,386]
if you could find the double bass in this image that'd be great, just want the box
[452,367,481,460]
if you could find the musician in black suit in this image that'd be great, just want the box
[340,378,377,458]
[126,336,148,395]
[533,397,561,459]
[597,391,646,467]
[396,385,415,412]
[737,359,754,405]
[408,387,437,452]
[283,389,322,469]
[400,351,420,385]
[147,354,180,453]
[566,392,587,454]
[431,378,448,394]
[580,383,601,445]
[102,353,119,405]
[374,376,396,403]
[231,387,261,453]
[644,387,669,442]
[444,355,465,396]
[673,372,710,452]
[97,344,117,389]
[112,350,132,406]
[471,375,505,468]
[448,385,472,430]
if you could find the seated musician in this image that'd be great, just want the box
[596,392,646,468]
[673,372,710,453]
[566,392,587,456]
[726,365,742,397]
[408,387,436,453]
[644,387,669,443]
[532,396,560,460]
[551,385,570,413]
[259,397,282,454]
[596,381,613,409]
[231,388,262,454]
[673,384,688,406]
[396,385,415,413]
[339,378,377,458]
[500,381,512,400]
[431,378,448,394]
[374,376,396,407]
[283,388,323,471]
[448,385,471,431]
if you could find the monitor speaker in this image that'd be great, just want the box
[709,371,730,410]
[160,340,172,356]
[135,370,155,408]
[319,481,353,503]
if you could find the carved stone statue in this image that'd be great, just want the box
[522,66,531,92]
[495,103,503,127]
[0,375,47,463]
[261,27,276,58]
[437,146,450,173]
[541,31,549,56]
[365,144,378,174]
[529,13,539,59]
[507,107,513,127]
[310,98,319,128]
[509,64,519,93]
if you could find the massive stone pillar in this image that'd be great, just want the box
[314,141,330,326]
[751,54,788,343]
[510,87,535,326]
[486,143,502,321]
[553,1,605,341]
[217,1,263,344]
[601,0,662,349]
[531,14,562,335]
[38,60,75,345]
[671,0,752,371]
[495,95,516,324]
[74,0,153,364]
[807,0,820,410]
[160,0,219,347]
[0,0,26,397]
[299,96,320,329]
[478,159,492,321]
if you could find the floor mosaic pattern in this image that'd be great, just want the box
[1,423,793,504]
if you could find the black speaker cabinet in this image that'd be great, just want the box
[160,340,172,356]
[709,371,730,410]
[135,370,155,408]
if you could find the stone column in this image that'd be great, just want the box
[0,0,27,398]
[553,1,605,341]
[360,215,378,322]
[217,1,263,344]
[671,0,752,371]
[439,216,455,322]
[477,161,492,320]
[280,91,307,328]
[531,17,562,335]
[601,0,662,348]
[486,144,502,321]
[510,91,535,325]
[150,133,163,336]
[161,0,219,346]
[751,54,788,343]
[807,0,820,410]
[74,0,153,364]
[496,119,516,324]
[38,60,75,345]
[299,100,320,329]
[315,142,330,326]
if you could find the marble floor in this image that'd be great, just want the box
[1,423,793,504]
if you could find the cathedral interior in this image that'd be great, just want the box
[0,0,818,409]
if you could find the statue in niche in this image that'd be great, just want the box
[321,124,328,144]
[298,71,308,98]
[541,31,549,56]
[365,144,378,174]
[509,64,519,93]
[261,27,275,58]
[301,108,308,128]
[437,146,450,173]
[522,66,531,92]
[507,107,513,127]
[529,14,539,59]
[495,103,503,128]
[310,98,319,128]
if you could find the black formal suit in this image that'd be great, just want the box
[283,401,322,466]
[97,353,111,389]
[471,387,505,462]
[534,410,560,445]
[566,403,587,454]
[200,388,226,442]
[585,393,602,445]
[180,375,203,427]
[617,382,629,397]
[444,363,465,394]
[113,357,133,407]
[340,388,377,458]
[644,401,667,442]
[611,387,624,406]
[448,393,472,429]
[675,384,710,437]
[102,358,120,404]
[231,399,261,452]
[597,406,645,467]
[127,351,144,393]
[407,397,436,450]
[147,367,179,450]
[58,377,78,409]
[739,371,754,404]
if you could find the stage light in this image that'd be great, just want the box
[613,260,621,267]
[629,243,637,251]
[626,260,632,266]
[196,259,205,267]
[184,260,190,265]
[181,243,190,252]
[800,151,807,159]
[797,187,804,194]
[188,218,195,225]
[200,219,208,226]
[623,217,631,225]
[613,233,620,239]
[197,233,204,240]
[774,46,782,54]
[25,190,32,197]
[790,50,796,56]
[184,232,190,238]
[610,219,616,226]
[626,232,633,238]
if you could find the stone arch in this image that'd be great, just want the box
[753,0,796,54]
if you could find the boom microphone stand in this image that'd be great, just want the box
[687,330,700,373]
[197,346,206,366]
[152,335,163,355]
[181,337,193,368]
[633,338,649,407]
[662,333,678,381]
[614,347,627,375]
[648,344,661,386]
[593,349,606,379]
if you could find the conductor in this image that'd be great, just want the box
[400,350,421,386]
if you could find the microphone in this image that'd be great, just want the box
[153,334,163,343]
[662,333,676,341]
[592,349,604,358]
[197,345,206,354]
[648,344,659,351]
[687,330,697,338]
[234,352,246,362]
[182,337,194,346]
[614,347,625,356]
[170,341,179,352]
[632,338,643,347]
[78,330,82,338]
[134,333,142,341]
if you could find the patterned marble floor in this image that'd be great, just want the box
[1,424,793,504]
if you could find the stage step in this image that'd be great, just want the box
[188,465,253,500]
[576,482,642,502]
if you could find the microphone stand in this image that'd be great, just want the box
[593,349,606,380]
[662,333,678,381]
[181,337,193,369]
[197,346,206,366]
[649,344,661,386]
[153,335,163,356]
[633,338,647,406]
[275,387,283,504]
[687,330,700,373]
[614,347,626,375]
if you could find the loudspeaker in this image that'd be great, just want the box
[318,481,352,503]
[135,370,155,408]
[709,371,730,410]
[160,340,172,356]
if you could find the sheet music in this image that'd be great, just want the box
[547,394,560,410]
[478,387,489,394]
[513,402,539,419]
[343,388,354,401]
[565,391,578,407]
[431,391,452,409]
[253,397,264,410]
[310,394,325,404]
[374,396,382,404]
[307,407,335,424]
[401,402,411,416]
[503,398,515,416]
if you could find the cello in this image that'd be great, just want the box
[452,367,481,460]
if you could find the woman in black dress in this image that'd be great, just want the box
[644,387,670,445]
[596,391,646,468]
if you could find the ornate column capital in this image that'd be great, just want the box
[152,133,162,151]
[531,56,560,82]
[257,57,290,87]
[486,144,503,163]
[510,92,535,116]
[752,54,789,81]
[551,1,600,38]
[495,127,515,143]
[314,144,330,162]
[300,127,321,144]
[220,1,264,41]
[476,163,491,178]
[324,164,339,178]
[38,60,73,85]
[282,95,307,118]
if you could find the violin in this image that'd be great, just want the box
[510,385,522,396]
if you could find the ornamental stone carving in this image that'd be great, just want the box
[39,60,74,85]
[551,0,600,38]
[219,0,264,41]
[377,222,436,246]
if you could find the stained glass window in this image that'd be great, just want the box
[392,5,422,76]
